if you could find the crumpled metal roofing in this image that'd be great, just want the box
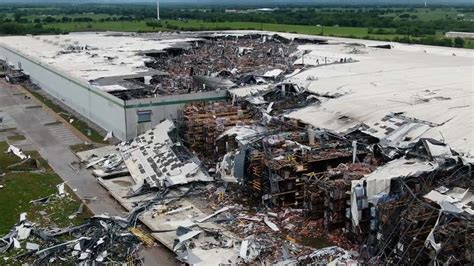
[121,120,213,189]
[285,42,474,157]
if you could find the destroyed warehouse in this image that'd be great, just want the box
[0,31,473,264]
[0,32,308,140]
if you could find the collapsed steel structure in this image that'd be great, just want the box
[108,34,300,100]
[79,32,473,264]
[177,78,473,264]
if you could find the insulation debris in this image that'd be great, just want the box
[7,145,29,160]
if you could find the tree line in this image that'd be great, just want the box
[0,4,472,48]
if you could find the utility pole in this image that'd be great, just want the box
[156,0,160,20]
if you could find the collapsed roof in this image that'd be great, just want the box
[28,31,473,264]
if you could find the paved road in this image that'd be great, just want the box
[0,82,177,265]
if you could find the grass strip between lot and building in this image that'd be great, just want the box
[69,143,97,153]
[0,127,16,132]
[7,134,26,142]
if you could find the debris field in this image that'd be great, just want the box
[1,32,472,265]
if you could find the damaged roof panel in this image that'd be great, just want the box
[122,120,213,188]
[286,51,473,156]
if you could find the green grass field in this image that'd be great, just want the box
[26,13,114,20]
[0,141,92,235]
[3,12,115,21]
[465,40,474,49]
[44,19,406,40]
[8,7,473,23]
[377,7,474,21]
[69,143,97,153]
[0,141,21,172]
[7,134,26,141]
[46,20,151,32]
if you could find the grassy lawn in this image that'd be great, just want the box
[0,141,92,236]
[27,89,107,144]
[7,134,26,141]
[0,172,91,235]
[69,143,97,153]
[167,20,371,36]
[44,19,407,40]
[465,40,474,49]
[0,141,21,173]
[415,8,474,21]
[24,13,115,21]
[172,20,408,40]
[47,20,154,32]
[0,127,16,132]
[3,11,114,21]
[42,17,473,46]
[378,7,474,21]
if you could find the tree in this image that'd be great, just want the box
[454,37,465,48]
[44,16,57,23]
[399,13,410,19]
[14,12,23,23]
[0,22,26,35]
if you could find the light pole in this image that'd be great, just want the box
[156,0,160,21]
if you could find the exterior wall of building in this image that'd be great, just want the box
[0,45,128,140]
[124,90,228,139]
[445,31,474,39]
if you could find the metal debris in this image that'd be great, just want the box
[0,214,141,264]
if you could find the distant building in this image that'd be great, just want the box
[257,8,277,12]
[225,9,238,13]
[445,31,474,39]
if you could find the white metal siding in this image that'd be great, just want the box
[0,45,128,140]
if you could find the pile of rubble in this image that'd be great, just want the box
[0,214,141,264]
[139,34,298,98]
[0,181,141,264]
[0,207,141,264]
[101,33,305,100]
[75,119,363,264]
[77,114,473,264]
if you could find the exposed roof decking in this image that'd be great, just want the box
[284,42,473,156]
[0,33,199,82]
